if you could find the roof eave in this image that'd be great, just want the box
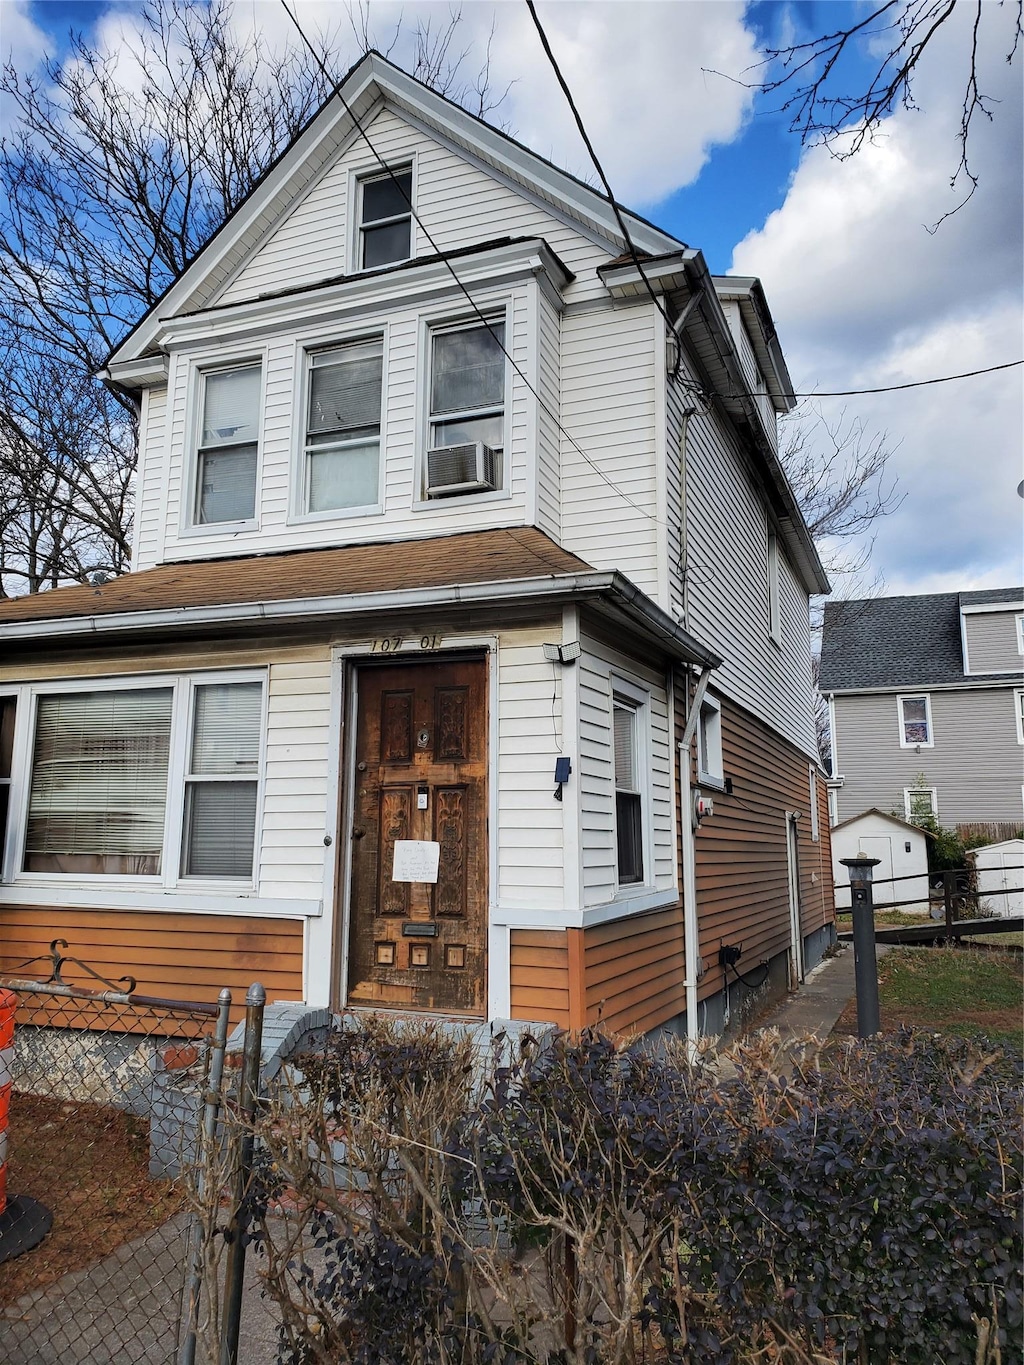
[0,571,722,670]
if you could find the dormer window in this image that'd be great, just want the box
[358,168,412,269]
[195,363,261,525]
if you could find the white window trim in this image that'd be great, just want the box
[897,692,934,748]
[767,524,782,646]
[809,765,820,842]
[904,786,938,822]
[696,692,725,789]
[348,157,417,276]
[414,305,514,509]
[1015,689,1024,745]
[7,669,267,897]
[610,674,653,896]
[181,354,266,536]
[291,334,387,522]
[1017,615,1024,655]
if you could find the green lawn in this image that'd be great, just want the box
[877,946,1023,1048]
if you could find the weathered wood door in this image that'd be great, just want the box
[346,657,488,1014]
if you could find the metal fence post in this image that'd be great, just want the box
[178,988,231,1365]
[219,983,266,1365]
[840,856,882,1037]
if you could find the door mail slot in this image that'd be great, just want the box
[402,922,438,937]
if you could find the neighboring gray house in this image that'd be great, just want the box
[820,588,1024,834]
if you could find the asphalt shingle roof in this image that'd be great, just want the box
[819,589,1024,691]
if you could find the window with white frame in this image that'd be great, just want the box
[904,787,937,821]
[425,320,506,497]
[181,681,262,877]
[1017,615,1024,654]
[898,694,933,747]
[303,340,383,513]
[696,694,724,786]
[195,363,261,525]
[767,527,781,643]
[1015,689,1024,745]
[613,697,644,886]
[21,675,264,881]
[358,167,412,269]
[0,695,15,870]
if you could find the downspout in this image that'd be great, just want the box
[679,664,712,1052]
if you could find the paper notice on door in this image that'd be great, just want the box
[392,840,441,883]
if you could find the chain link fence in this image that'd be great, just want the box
[0,941,230,1365]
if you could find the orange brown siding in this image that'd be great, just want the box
[582,903,686,1036]
[0,907,304,1020]
[682,685,834,1003]
[509,929,571,1028]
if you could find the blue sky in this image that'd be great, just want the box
[6,0,1024,595]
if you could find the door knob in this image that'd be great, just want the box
[352,828,366,840]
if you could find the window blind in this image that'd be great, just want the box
[308,348,382,439]
[613,704,638,793]
[190,682,261,773]
[183,681,262,878]
[25,689,172,873]
[202,366,261,447]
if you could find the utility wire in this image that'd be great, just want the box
[770,360,1023,401]
[277,0,666,529]
[524,0,706,402]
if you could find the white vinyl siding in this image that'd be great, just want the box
[558,302,660,599]
[213,105,614,310]
[495,623,565,912]
[577,629,674,910]
[679,387,818,759]
[133,386,168,572]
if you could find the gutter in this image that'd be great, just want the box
[0,570,722,669]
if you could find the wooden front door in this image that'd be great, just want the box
[346,657,488,1014]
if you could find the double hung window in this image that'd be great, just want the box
[304,340,383,513]
[767,528,781,643]
[898,694,933,747]
[21,675,264,882]
[0,696,17,868]
[613,699,644,885]
[182,682,262,877]
[195,364,261,524]
[358,168,412,269]
[429,322,505,454]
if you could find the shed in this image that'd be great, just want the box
[969,839,1024,917]
[831,809,931,913]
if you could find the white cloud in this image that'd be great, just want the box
[0,0,49,130]
[732,2,1024,594]
[244,0,759,205]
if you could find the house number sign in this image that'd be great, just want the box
[370,634,443,653]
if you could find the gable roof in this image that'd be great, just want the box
[820,589,1024,691]
[831,808,935,838]
[106,50,683,371]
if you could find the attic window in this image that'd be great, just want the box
[359,168,412,269]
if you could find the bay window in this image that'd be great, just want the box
[21,673,265,883]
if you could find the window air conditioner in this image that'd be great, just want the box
[425,442,499,497]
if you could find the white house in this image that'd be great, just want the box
[0,53,834,1040]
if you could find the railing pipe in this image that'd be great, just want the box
[219,983,266,1365]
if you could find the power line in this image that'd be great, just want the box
[524,0,706,403]
[773,360,1023,400]
[277,0,666,529]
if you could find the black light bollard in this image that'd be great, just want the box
[840,855,882,1037]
